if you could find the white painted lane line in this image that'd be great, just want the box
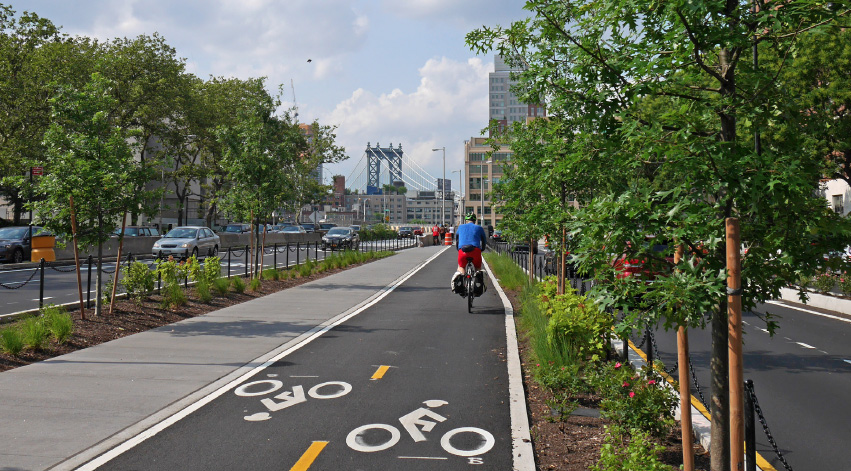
[796,342,816,349]
[74,247,449,471]
[766,300,851,324]
[289,375,319,378]
[31,297,53,301]
[398,457,448,460]
[757,328,769,334]
[844,360,851,365]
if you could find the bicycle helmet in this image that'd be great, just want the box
[465,212,477,222]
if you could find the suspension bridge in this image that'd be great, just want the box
[345,143,440,194]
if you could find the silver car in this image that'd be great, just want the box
[152,226,220,259]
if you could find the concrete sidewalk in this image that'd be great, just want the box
[0,246,448,471]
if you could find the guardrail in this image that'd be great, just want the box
[0,237,418,321]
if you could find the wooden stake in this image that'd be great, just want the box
[70,196,85,320]
[559,227,566,295]
[676,240,694,471]
[108,210,128,316]
[727,218,744,471]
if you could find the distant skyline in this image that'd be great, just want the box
[17,0,530,193]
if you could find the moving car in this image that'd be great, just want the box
[413,227,423,236]
[322,227,359,250]
[302,224,317,234]
[492,230,503,242]
[113,226,159,237]
[0,226,43,263]
[398,226,414,238]
[318,223,337,235]
[350,225,361,232]
[152,226,220,259]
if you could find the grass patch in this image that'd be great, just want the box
[231,276,246,294]
[484,252,529,291]
[20,316,49,351]
[212,278,230,296]
[42,304,74,344]
[196,281,213,303]
[0,326,24,355]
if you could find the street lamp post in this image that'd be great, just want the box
[432,147,445,226]
[451,168,463,228]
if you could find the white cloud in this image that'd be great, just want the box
[323,57,490,185]
[381,0,526,28]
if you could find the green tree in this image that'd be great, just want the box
[35,73,158,316]
[469,3,851,468]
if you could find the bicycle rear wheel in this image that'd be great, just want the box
[466,263,474,313]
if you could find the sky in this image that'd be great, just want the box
[17,0,530,193]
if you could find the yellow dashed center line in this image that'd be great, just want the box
[371,365,391,380]
[289,441,328,471]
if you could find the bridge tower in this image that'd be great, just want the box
[366,142,403,194]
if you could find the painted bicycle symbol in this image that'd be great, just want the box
[346,400,495,459]
[235,378,353,421]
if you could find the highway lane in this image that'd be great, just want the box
[0,239,416,317]
[84,249,514,470]
[645,301,851,471]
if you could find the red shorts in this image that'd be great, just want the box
[457,247,482,270]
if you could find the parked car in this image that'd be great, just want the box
[350,225,361,232]
[612,239,674,281]
[511,238,539,254]
[301,224,317,234]
[398,226,414,238]
[152,226,220,259]
[113,226,159,237]
[222,223,252,234]
[492,230,503,242]
[279,225,306,234]
[318,223,337,235]
[0,226,43,263]
[413,227,423,236]
[322,227,360,250]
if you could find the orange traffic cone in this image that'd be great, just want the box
[445,232,452,246]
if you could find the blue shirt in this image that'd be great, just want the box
[456,222,487,250]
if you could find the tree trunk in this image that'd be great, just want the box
[95,218,104,317]
[710,301,731,471]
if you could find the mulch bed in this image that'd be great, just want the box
[0,263,364,373]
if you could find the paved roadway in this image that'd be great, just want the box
[0,245,525,470]
[644,301,851,471]
[0,239,414,317]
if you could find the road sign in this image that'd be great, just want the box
[31,166,43,176]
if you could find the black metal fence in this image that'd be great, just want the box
[0,237,417,314]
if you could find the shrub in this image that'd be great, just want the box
[592,362,677,437]
[231,276,246,293]
[262,268,279,281]
[840,272,851,297]
[122,261,155,304]
[814,272,836,294]
[21,316,49,351]
[212,278,230,296]
[42,305,73,344]
[185,255,202,283]
[196,281,212,303]
[0,327,24,355]
[539,277,612,363]
[198,256,222,285]
[160,283,187,309]
[249,277,262,291]
[155,258,188,289]
[593,426,674,471]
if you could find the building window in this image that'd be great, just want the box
[469,165,482,174]
[833,195,844,214]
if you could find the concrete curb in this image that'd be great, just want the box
[778,287,851,315]
[482,257,536,471]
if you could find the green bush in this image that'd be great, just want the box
[196,281,212,303]
[542,284,612,363]
[840,272,851,297]
[212,277,230,296]
[122,261,155,304]
[160,283,187,309]
[42,305,74,344]
[249,277,262,291]
[593,426,674,471]
[21,316,49,351]
[592,362,677,437]
[814,272,836,294]
[262,268,279,281]
[0,326,24,355]
[155,258,188,289]
[231,276,246,293]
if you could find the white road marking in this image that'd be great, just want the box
[766,300,851,324]
[757,328,769,334]
[75,247,448,471]
[289,375,319,378]
[32,296,53,301]
[796,342,816,349]
[844,360,851,365]
[399,457,448,460]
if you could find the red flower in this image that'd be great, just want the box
[622,381,630,388]
[648,380,656,385]
[629,391,635,398]
[614,362,622,369]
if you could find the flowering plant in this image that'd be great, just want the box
[592,361,677,437]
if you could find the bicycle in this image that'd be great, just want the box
[464,256,475,313]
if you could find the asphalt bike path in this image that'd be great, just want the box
[97,248,511,470]
[648,301,851,471]
[0,245,524,471]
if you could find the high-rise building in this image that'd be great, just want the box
[463,137,511,229]
[488,55,546,132]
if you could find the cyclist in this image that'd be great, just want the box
[451,212,487,294]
